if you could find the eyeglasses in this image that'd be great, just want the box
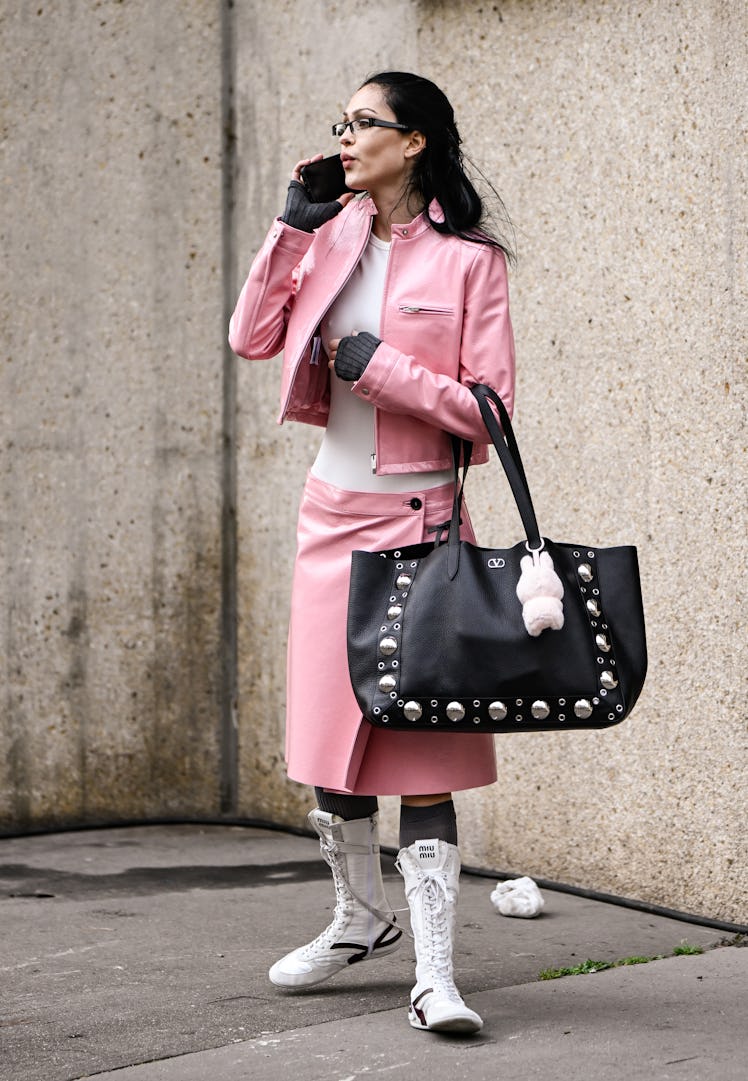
[331,118,410,138]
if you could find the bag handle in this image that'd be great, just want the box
[446,385,542,578]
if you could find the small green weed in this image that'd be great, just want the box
[539,943,703,981]
[540,959,615,980]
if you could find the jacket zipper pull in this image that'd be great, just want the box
[310,335,321,366]
[370,452,376,473]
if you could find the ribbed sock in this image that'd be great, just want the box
[314,787,379,821]
[399,799,458,849]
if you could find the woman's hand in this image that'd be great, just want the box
[281,156,355,233]
[328,332,381,380]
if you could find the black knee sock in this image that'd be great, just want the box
[314,787,378,821]
[399,799,458,849]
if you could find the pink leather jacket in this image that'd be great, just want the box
[229,195,515,474]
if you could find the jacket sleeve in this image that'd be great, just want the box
[228,219,314,360]
[351,243,515,442]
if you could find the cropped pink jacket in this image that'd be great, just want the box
[228,194,515,474]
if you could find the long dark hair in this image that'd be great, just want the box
[361,71,515,260]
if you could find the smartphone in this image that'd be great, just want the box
[300,155,353,203]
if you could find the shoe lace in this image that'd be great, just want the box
[298,832,408,958]
[414,871,461,1000]
[319,833,409,938]
[295,836,357,957]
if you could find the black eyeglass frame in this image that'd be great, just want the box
[331,118,411,137]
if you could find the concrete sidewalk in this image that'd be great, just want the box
[1,824,745,1081]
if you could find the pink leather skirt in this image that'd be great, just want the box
[285,471,498,795]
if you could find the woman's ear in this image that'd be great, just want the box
[404,130,427,159]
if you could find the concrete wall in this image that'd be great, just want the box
[2,1,745,923]
[1,1,226,826]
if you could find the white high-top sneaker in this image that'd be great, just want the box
[268,809,402,988]
[397,838,483,1033]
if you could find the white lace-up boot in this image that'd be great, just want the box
[268,809,402,988]
[397,838,483,1033]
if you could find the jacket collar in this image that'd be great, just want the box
[352,195,443,240]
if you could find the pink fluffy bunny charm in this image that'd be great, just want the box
[516,547,565,636]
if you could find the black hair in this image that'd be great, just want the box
[360,71,515,261]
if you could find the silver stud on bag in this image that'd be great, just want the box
[586,599,601,617]
[596,634,611,652]
[578,563,594,582]
[531,700,550,720]
[446,701,465,721]
[403,700,422,721]
[600,671,619,690]
[378,673,397,693]
[387,604,403,620]
[574,699,593,719]
[379,636,398,656]
[488,701,507,721]
[396,573,412,590]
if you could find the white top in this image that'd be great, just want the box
[311,233,454,493]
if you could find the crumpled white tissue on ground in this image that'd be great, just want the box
[490,876,545,917]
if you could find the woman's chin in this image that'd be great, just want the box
[344,172,367,192]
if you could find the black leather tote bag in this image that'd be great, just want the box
[347,385,647,733]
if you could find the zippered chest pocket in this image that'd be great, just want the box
[398,303,456,316]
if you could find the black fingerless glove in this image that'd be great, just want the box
[281,180,344,233]
[334,332,381,382]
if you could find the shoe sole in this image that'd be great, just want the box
[408,1009,483,1034]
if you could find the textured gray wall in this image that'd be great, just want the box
[1,2,225,826]
[1,1,745,923]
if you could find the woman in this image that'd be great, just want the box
[229,72,515,1034]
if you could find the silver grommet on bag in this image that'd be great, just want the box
[379,636,398,656]
[378,674,397,693]
[403,701,422,721]
[578,563,594,582]
[488,701,507,721]
[574,699,593,719]
[446,701,465,721]
[600,671,619,689]
[387,604,403,620]
[396,573,412,590]
[531,700,550,720]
